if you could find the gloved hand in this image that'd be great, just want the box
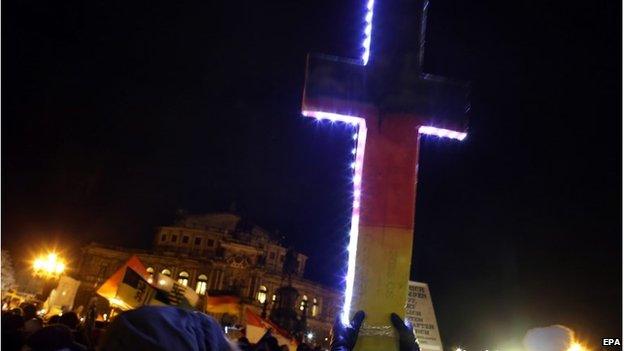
[390,313,420,351]
[330,311,365,351]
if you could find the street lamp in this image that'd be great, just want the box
[32,252,66,301]
[32,253,66,279]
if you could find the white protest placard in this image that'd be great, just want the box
[46,275,81,313]
[405,281,443,351]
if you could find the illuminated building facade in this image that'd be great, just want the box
[74,212,341,344]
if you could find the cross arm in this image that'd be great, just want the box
[302,53,470,134]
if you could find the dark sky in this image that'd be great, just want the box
[3,0,621,349]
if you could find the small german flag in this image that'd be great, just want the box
[245,308,298,351]
[97,255,151,310]
[206,291,240,314]
[96,256,199,311]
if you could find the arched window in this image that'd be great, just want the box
[257,285,267,304]
[195,274,208,295]
[300,295,308,311]
[161,269,171,277]
[177,271,189,286]
[146,267,155,284]
[312,298,319,317]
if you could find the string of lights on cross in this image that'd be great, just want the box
[299,0,469,326]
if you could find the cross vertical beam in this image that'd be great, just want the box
[300,0,470,349]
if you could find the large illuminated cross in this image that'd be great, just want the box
[300,0,469,349]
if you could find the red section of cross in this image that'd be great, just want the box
[303,98,422,230]
[359,114,421,229]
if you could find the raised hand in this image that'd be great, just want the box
[329,311,365,351]
[390,313,420,351]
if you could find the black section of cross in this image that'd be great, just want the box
[303,0,469,131]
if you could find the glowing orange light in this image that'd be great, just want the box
[568,341,588,351]
[32,252,66,278]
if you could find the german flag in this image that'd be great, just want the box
[96,256,203,311]
[115,267,157,309]
[245,308,298,351]
[97,255,151,309]
[205,291,240,314]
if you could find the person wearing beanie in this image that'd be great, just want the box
[97,306,239,351]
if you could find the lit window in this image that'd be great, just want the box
[272,294,276,302]
[196,274,208,295]
[312,298,318,316]
[146,267,155,284]
[161,269,171,277]
[177,271,189,286]
[300,295,308,311]
[257,285,267,304]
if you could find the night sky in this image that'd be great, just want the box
[3,0,621,349]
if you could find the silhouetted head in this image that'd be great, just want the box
[22,303,38,320]
[26,324,85,351]
[24,317,44,335]
[59,311,80,329]
[47,315,61,324]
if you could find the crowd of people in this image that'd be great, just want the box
[1,303,97,351]
[1,303,419,351]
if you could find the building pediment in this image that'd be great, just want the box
[226,254,251,269]
[221,242,263,255]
